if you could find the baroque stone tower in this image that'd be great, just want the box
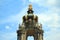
[17,4,44,40]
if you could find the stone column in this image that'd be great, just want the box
[34,34,38,40]
[17,36,21,40]
[21,32,26,40]
[17,30,22,40]
[39,34,43,40]
[38,33,40,40]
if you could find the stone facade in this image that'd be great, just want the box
[17,4,44,40]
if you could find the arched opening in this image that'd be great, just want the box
[27,36,34,40]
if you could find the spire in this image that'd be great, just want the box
[27,4,34,14]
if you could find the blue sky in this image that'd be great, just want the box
[0,0,60,40]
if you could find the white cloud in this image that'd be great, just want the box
[46,14,60,28]
[0,32,17,40]
[37,14,52,23]
[44,27,60,40]
[47,0,56,5]
[5,25,11,29]
[28,0,58,7]
[36,13,59,24]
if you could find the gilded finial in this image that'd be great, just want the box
[28,4,32,10]
[27,4,34,14]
